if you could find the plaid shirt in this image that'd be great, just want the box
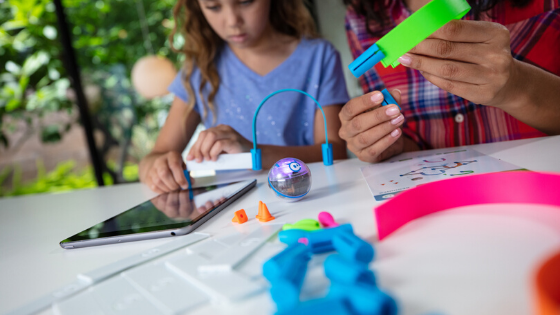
[345,0,559,149]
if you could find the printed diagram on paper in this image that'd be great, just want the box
[361,149,522,201]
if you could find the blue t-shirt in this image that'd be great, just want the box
[168,38,349,146]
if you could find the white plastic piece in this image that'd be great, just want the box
[5,279,91,315]
[78,233,209,284]
[123,263,208,315]
[186,153,253,171]
[165,254,263,303]
[53,289,107,315]
[237,242,288,280]
[6,234,209,315]
[197,224,283,273]
[185,239,229,260]
[91,277,162,315]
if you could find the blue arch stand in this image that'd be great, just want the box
[250,89,333,171]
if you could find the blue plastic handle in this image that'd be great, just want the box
[381,88,401,110]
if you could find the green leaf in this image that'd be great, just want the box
[21,51,50,77]
[19,75,29,93]
[42,25,57,40]
[0,73,17,83]
[40,125,62,143]
[48,68,60,80]
[1,20,26,31]
[6,99,21,111]
[5,61,21,75]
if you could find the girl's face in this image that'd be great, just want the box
[198,0,271,48]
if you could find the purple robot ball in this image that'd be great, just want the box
[268,158,312,202]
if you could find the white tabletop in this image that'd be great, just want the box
[1,135,560,315]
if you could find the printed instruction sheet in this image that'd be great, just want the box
[361,149,522,201]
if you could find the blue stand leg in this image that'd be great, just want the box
[251,148,262,171]
[322,143,333,166]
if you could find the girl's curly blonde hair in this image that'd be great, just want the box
[169,0,317,123]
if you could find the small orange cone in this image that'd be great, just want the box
[232,209,248,224]
[256,201,275,222]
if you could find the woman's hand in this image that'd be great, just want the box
[399,19,516,108]
[143,151,189,193]
[187,124,252,162]
[338,89,406,163]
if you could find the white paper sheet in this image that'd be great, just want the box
[360,149,522,201]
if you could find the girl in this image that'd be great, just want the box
[139,0,350,193]
[338,0,560,163]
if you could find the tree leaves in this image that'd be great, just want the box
[40,124,61,143]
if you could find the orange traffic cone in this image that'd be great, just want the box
[256,201,275,222]
[232,209,248,224]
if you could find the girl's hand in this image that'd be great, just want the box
[145,151,189,193]
[187,124,252,162]
[398,20,516,108]
[151,190,194,219]
[338,90,405,163]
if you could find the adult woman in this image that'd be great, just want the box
[339,0,560,162]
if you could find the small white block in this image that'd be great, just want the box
[53,289,107,315]
[123,263,208,315]
[165,254,263,303]
[91,277,162,315]
[78,233,209,284]
[186,239,229,260]
[197,224,283,273]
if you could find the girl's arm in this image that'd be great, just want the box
[139,97,201,193]
[187,105,347,169]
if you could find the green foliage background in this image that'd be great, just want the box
[0,0,179,196]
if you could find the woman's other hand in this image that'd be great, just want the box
[399,19,516,108]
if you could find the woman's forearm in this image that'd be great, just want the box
[496,59,560,135]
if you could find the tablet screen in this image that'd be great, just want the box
[61,180,254,243]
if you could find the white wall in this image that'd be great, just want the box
[314,0,363,98]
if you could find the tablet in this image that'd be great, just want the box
[60,179,256,249]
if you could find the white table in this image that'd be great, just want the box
[1,136,560,315]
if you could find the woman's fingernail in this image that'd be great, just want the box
[391,114,404,125]
[386,106,400,116]
[371,92,383,103]
[398,55,412,66]
[391,129,401,137]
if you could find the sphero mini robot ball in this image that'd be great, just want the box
[268,158,312,202]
